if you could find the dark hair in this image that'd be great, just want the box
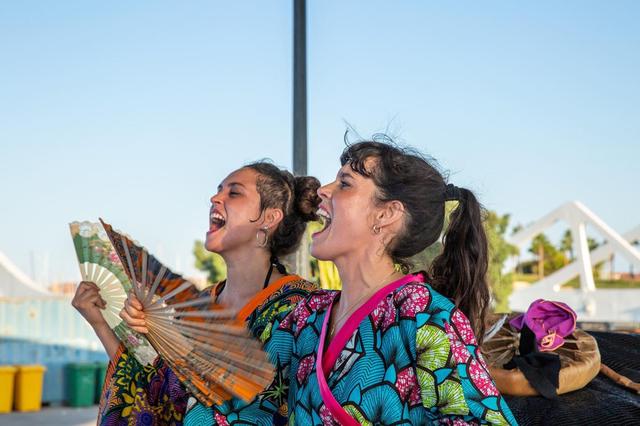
[341,136,490,342]
[244,161,321,257]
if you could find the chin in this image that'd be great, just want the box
[204,235,221,253]
[310,243,335,262]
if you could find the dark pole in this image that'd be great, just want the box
[292,0,310,278]
[293,0,307,175]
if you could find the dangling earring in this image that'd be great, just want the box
[256,226,270,247]
[372,224,381,234]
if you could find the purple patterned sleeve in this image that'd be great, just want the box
[97,344,189,426]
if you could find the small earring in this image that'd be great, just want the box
[256,226,269,247]
[372,224,381,234]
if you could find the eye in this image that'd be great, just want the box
[339,180,350,189]
[229,191,240,197]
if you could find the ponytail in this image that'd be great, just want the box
[429,188,490,344]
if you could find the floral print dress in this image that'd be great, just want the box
[97,275,317,426]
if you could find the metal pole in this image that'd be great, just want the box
[293,0,307,175]
[292,0,310,279]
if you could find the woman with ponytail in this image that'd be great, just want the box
[259,137,517,425]
[73,161,321,425]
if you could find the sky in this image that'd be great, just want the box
[1,1,639,285]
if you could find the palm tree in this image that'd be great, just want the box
[530,234,550,279]
[560,229,574,262]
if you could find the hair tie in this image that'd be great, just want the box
[444,183,462,201]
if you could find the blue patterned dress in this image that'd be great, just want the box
[262,273,518,425]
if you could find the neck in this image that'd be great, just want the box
[332,248,400,307]
[219,247,280,311]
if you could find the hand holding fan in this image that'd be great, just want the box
[69,221,158,365]
[98,219,275,406]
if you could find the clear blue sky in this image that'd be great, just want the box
[1,1,639,284]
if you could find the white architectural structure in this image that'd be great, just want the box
[0,250,50,298]
[508,201,640,323]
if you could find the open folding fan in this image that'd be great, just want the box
[97,219,275,406]
[69,221,158,365]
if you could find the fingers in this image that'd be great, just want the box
[127,292,143,311]
[122,292,148,333]
[85,292,107,309]
[72,286,106,309]
[124,296,145,319]
[75,281,99,297]
[82,281,100,291]
[119,308,149,334]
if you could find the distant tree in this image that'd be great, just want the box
[529,234,567,277]
[485,211,519,312]
[511,224,524,274]
[560,230,574,262]
[587,238,603,279]
[409,242,443,271]
[193,240,227,284]
[530,234,550,278]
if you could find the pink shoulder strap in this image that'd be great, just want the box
[315,273,423,424]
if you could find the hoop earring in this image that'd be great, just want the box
[372,224,381,234]
[256,226,269,248]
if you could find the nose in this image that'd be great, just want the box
[210,192,222,204]
[317,182,332,200]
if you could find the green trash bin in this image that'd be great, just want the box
[65,363,97,407]
[94,362,108,404]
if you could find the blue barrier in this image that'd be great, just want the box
[0,338,107,404]
[0,297,109,404]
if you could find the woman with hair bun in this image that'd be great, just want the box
[72,161,321,425]
[260,138,517,425]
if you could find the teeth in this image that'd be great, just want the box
[316,207,332,231]
[210,212,225,222]
[317,208,331,221]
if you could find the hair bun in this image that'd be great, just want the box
[293,176,321,222]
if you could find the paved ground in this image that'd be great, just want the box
[0,405,98,426]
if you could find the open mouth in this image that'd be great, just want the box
[313,207,332,237]
[208,210,226,234]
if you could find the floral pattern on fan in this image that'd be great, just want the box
[69,221,159,365]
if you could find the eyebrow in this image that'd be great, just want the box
[217,182,246,191]
[338,171,355,180]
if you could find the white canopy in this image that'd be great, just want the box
[0,250,50,297]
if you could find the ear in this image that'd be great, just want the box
[375,200,405,231]
[263,208,285,231]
